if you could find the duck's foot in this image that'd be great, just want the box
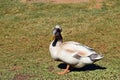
[57,69,70,74]
[57,64,70,74]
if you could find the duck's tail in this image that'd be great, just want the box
[89,53,103,62]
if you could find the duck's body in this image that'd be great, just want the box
[50,41,102,68]
[49,25,103,74]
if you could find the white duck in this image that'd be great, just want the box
[49,25,103,74]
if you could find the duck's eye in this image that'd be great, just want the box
[56,29,61,33]
[53,28,62,35]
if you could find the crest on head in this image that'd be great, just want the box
[54,25,62,30]
[52,25,62,35]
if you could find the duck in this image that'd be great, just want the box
[49,25,103,74]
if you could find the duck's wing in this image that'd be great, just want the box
[61,41,96,57]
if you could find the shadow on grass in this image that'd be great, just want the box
[58,63,106,72]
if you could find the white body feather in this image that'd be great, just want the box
[49,41,97,68]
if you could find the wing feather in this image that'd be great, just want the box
[61,41,95,56]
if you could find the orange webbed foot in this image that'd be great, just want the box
[57,64,70,74]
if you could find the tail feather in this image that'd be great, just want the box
[89,54,103,61]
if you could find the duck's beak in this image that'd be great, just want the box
[51,35,55,41]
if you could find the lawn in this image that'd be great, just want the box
[0,0,120,80]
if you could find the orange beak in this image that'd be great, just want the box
[51,36,55,41]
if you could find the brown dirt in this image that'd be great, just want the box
[21,0,102,3]
[47,66,54,72]
[13,74,34,80]
[47,0,90,3]
[20,0,103,9]
[21,0,89,3]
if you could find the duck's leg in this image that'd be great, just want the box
[57,64,70,74]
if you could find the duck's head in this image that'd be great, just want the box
[52,25,62,41]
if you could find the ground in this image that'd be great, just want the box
[0,0,120,80]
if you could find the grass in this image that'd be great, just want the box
[0,0,120,80]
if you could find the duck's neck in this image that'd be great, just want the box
[52,34,63,47]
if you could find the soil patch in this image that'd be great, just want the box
[20,0,103,9]
[13,74,36,80]
[21,0,102,4]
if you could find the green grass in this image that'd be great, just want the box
[0,0,120,80]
